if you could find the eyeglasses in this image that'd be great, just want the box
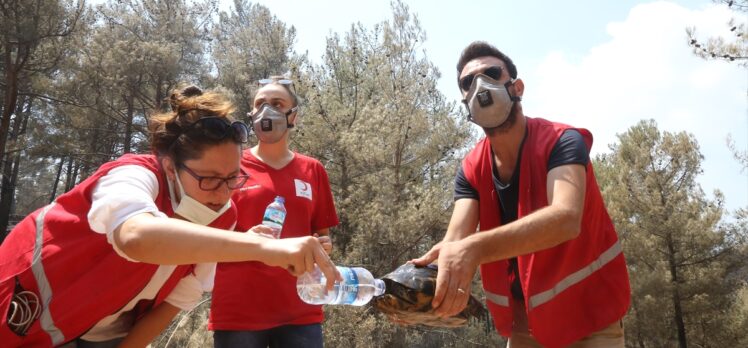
[180,116,249,144]
[259,77,296,94]
[459,66,504,92]
[178,164,250,191]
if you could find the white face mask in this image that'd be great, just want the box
[168,171,230,226]
[463,75,520,129]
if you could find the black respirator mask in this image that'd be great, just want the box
[461,68,521,129]
[248,104,297,144]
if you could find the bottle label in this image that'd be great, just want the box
[338,267,359,305]
[263,209,286,226]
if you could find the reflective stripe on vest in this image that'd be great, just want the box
[528,240,622,310]
[484,289,509,307]
[30,203,65,345]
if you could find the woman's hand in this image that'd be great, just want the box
[247,224,275,239]
[313,233,332,254]
[263,236,341,291]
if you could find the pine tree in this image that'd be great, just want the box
[0,0,85,239]
[595,119,746,347]
[211,0,297,119]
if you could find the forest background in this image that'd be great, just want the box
[1,0,746,346]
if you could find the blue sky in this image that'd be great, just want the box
[222,0,748,214]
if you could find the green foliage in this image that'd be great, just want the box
[290,1,492,345]
[211,0,297,118]
[595,119,747,347]
[294,1,473,269]
[0,0,86,235]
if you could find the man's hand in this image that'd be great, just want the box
[411,239,479,318]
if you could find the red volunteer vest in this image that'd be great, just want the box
[462,117,630,347]
[0,154,237,347]
[209,151,339,331]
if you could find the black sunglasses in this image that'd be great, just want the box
[180,116,249,144]
[459,66,504,92]
[178,164,250,191]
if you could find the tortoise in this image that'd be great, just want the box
[372,263,486,328]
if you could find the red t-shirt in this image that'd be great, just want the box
[209,151,339,331]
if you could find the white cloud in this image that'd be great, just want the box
[524,1,748,212]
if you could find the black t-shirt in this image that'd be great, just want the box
[453,129,589,300]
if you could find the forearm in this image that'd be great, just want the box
[114,213,273,265]
[465,204,581,264]
[466,163,586,264]
[119,302,181,348]
[443,225,473,243]
[443,199,480,242]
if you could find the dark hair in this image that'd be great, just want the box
[456,41,518,82]
[149,84,238,164]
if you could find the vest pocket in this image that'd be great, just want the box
[5,276,41,336]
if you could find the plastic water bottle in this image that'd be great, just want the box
[297,266,385,306]
[262,196,286,239]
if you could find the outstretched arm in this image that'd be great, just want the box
[113,214,341,289]
[414,163,587,318]
[468,163,586,263]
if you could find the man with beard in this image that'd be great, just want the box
[412,41,630,347]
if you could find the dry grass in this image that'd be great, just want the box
[151,294,504,348]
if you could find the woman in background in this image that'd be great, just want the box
[210,77,338,348]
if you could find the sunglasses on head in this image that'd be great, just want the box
[459,66,504,92]
[180,115,249,144]
[258,77,296,93]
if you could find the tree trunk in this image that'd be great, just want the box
[154,77,164,111]
[80,125,102,177]
[671,284,687,348]
[123,92,134,154]
[68,161,80,191]
[0,96,29,241]
[0,157,14,241]
[632,299,646,348]
[0,48,20,179]
[336,154,351,253]
[50,156,65,203]
[667,234,688,348]
[0,152,20,243]
[64,157,74,192]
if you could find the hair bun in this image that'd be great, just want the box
[181,85,203,97]
[169,85,204,111]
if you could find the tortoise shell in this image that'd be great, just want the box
[372,263,486,328]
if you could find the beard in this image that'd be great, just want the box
[483,102,519,137]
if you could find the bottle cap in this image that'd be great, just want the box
[275,196,285,203]
[374,279,386,297]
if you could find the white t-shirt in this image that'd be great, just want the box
[82,165,215,342]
